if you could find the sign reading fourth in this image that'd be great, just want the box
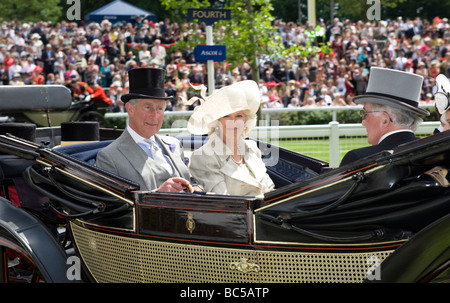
[187,8,231,25]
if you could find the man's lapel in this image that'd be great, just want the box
[118,130,172,188]
[156,135,186,178]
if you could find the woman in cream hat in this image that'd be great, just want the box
[186,80,274,196]
[30,33,43,60]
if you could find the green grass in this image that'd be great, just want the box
[276,137,369,163]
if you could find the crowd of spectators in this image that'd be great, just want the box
[1,15,449,112]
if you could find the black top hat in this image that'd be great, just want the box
[0,123,36,142]
[121,68,172,103]
[60,121,99,141]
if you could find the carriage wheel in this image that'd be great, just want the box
[0,230,46,283]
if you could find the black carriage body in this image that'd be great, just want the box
[5,130,442,283]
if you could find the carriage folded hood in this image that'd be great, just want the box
[0,85,72,111]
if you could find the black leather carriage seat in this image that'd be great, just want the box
[0,124,57,226]
[54,140,113,165]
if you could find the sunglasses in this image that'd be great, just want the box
[359,109,385,120]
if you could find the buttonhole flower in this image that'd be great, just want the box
[169,143,176,152]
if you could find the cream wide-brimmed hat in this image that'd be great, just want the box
[186,80,261,136]
[353,67,430,116]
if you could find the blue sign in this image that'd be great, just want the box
[187,8,231,25]
[194,45,226,62]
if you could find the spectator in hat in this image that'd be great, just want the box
[339,67,430,167]
[30,33,43,61]
[186,80,274,196]
[138,43,151,63]
[8,56,22,80]
[10,73,24,85]
[96,68,196,192]
[77,38,91,57]
[404,60,415,73]
[31,65,44,84]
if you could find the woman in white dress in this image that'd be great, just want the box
[186,80,275,197]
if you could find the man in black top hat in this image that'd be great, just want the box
[96,68,194,192]
[340,67,430,167]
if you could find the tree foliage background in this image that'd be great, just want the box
[0,0,63,23]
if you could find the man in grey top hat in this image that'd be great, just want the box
[339,67,430,167]
[96,67,193,192]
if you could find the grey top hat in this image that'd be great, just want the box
[353,67,430,116]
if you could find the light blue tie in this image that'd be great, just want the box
[138,141,153,157]
[138,139,174,175]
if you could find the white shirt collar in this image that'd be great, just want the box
[127,125,155,145]
[378,129,413,144]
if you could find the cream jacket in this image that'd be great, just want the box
[188,133,274,197]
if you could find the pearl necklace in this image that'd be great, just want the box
[231,155,244,165]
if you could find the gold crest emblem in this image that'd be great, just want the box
[186,212,195,234]
[229,257,260,273]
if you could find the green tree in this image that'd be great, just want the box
[161,0,276,83]
[0,0,63,23]
[270,0,439,23]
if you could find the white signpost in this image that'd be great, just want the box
[187,8,231,94]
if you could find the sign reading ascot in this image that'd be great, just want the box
[187,8,231,25]
[194,45,226,62]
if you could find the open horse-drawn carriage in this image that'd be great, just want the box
[0,85,449,283]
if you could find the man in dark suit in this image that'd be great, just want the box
[41,43,55,79]
[96,68,195,192]
[0,62,9,85]
[340,67,430,167]
[126,27,151,45]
